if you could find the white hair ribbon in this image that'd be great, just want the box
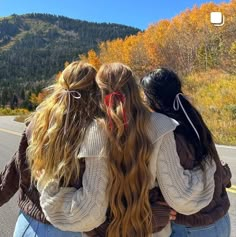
[173,93,200,141]
[59,89,81,135]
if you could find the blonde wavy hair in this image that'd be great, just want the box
[96,63,153,237]
[27,61,99,187]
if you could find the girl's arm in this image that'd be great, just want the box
[0,152,19,205]
[37,156,108,232]
[156,131,216,215]
[0,130,28,206]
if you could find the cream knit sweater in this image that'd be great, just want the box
[37,112,216,235]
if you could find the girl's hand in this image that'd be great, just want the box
[156,201,177,221]
[169,209,177,221]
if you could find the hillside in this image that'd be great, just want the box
[81,0,236,145]
[0,13,140,106]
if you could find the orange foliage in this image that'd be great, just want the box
[30,92,47,106]
[81,0,236,144]
[87,49,101,69]
[88,1,235,76]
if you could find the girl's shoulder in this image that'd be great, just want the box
[147,112,179,144]
[77,120,107,159]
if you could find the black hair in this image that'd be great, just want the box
[141,68,217,165]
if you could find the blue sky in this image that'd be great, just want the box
[0,0,230,29]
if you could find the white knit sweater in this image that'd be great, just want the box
[37,112,216,235]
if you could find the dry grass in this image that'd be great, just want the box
[183,70,236,145]
[14,114,30,123]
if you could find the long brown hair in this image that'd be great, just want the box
[96,63,153,237]
[27,61,99,187]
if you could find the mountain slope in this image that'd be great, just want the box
[0,13,140,86]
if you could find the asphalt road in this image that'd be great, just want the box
[0,117,24,237]
[0,116,235,237]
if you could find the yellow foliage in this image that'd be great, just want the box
[87,49,101,69]
[0,108,30,116]
[70,1,236,144]
[90,0,235,75]
[29,91,48,106]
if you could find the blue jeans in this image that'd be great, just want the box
[171,213,231,237]
[13,211,82,237]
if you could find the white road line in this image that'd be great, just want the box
[227,188,236,194]
[0,128,21,137]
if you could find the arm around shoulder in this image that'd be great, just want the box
[156,132,216,215]
[38,156,109,232]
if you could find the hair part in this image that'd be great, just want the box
[96,63,153,237]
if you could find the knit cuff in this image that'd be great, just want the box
[85,221,108,237]
[37,176,59,195]
[93,220,109,236]
[82,232,100,237]
[42,179,60,196]
[151,203,171,233]
[221,162,232,188]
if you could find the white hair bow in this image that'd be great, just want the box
[173,93,200,140]
[60,89,81,135]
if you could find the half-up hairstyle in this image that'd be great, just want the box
[27,61,100,187]
[96,63,153,237]
[141,68,217,166]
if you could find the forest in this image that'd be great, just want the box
[0,13,139,109]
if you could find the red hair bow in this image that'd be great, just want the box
[104,91,128,130]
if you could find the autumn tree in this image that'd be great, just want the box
[91,0,236,76]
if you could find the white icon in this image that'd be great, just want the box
[210,12,224,26]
